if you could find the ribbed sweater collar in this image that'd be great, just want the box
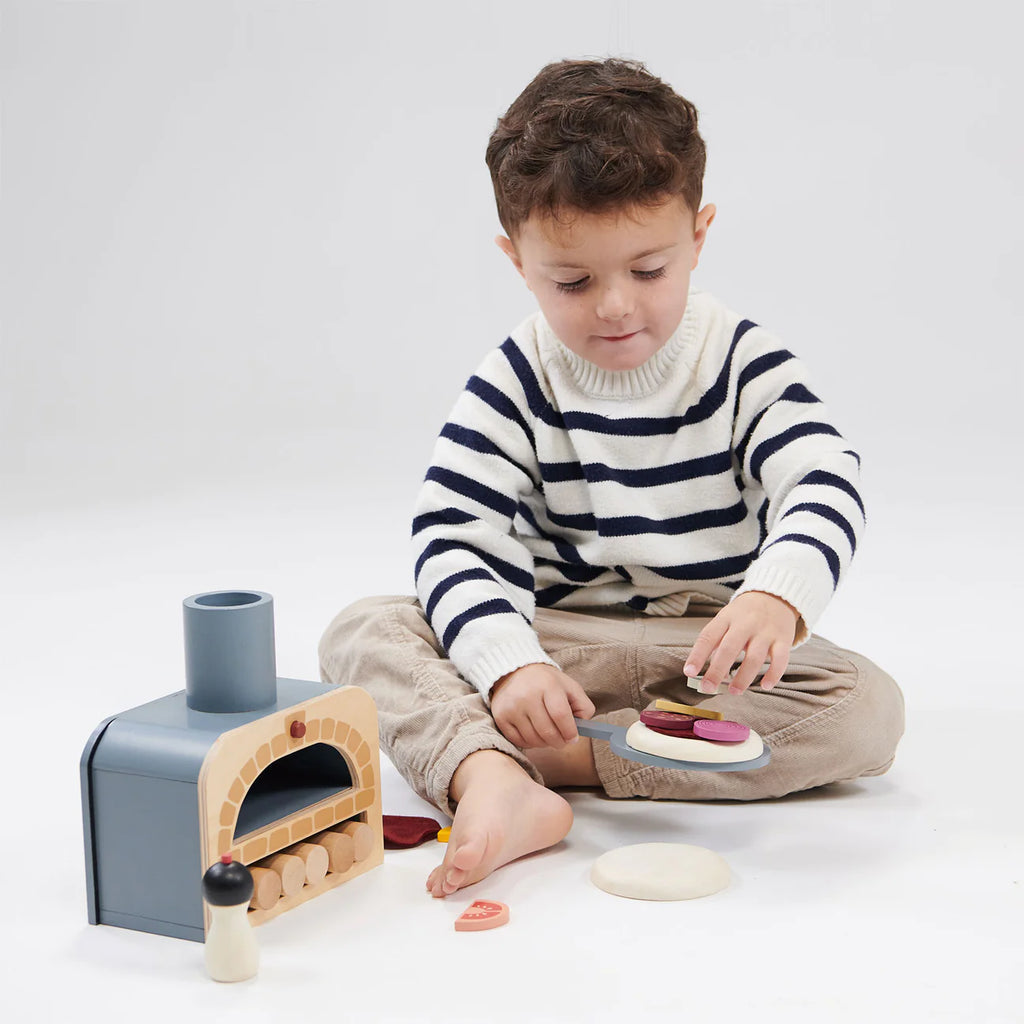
[538,292,702,399]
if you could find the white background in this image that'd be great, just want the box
[2,2,1021,1022]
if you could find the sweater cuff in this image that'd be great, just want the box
[733,563,824,645]
[465,638,560,706]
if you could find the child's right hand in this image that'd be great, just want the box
[489,663,596,750]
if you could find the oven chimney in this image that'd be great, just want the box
[183,590,277,713]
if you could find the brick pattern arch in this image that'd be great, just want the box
[198,685,384,931]
[215,715,376,862]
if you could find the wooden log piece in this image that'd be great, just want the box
[333,820,374,862]
[259,853,306,896]
[286,841,330,885]
[248,866,282,910]
[314,830,355,873]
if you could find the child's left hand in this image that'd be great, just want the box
[683,591,799,695]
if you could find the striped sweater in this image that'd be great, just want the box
[412,288,864,701]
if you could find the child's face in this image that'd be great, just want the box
[497,195,715,372]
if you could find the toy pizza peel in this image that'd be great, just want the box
[573,699,770,772]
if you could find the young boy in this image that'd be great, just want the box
[319,57,905,898]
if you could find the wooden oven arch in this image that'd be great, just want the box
[198,685,384,929]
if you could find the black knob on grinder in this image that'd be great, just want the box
[202,855,254,907]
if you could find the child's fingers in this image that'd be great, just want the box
[684,617,729,679]
[700,630,746,691]
[544,692,580,744]
[524,708,566,749]
[758,641,790,690]
[568,688,596,722]
[497,717,528,749]
[727,639,770,695]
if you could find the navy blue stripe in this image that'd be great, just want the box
[560,410,690,437]
[587,450,733,487]
[534,557,608,583]
[735,404,769,471]
[736,382,823,470]
[781,502,857,554]
[536,584,582,607]
[780,383,819,404]
[414,538,534,593]
[736,349,795,397]
[545,507,598,531]
[626,595,650,610]
[466,372,536,448]
[799,469,865,518]
[598,499,748,538]
[762,532,841,587]
[516,502,591,565]
[442,598,521,650]
[757,497,770,546]
[412,507,476,537]
[749,422,842,482]
[500,338,565,427]
[425,466,518,520]
[645,549,758,581]
[844,449,862,468]
[538,450,733,487]
[440,423,537,485]
[424,567,495,620]
[539,460,586,483]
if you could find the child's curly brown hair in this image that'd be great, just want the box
[485,57,707,239]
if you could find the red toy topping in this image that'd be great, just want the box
[382,815,444,848]
[640,709,697,736]
[455,900,509,931]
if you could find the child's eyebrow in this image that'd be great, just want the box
[541,244,676,270]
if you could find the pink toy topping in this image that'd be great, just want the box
[692,719,750,743]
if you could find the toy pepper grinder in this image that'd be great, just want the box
[201,854,258,982]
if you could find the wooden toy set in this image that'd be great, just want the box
[80,590,383,942]
[79,588,771,963]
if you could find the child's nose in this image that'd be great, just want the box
[596,284,635,322]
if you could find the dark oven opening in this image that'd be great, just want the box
[235,742,353,839]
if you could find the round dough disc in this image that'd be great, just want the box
[625,720,764,763]
[591,843,730,901]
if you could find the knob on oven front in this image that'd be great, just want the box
[290,720,306,739]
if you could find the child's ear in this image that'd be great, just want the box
[692,204,716,268]
[495,235,526,280]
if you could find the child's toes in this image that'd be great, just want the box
[441,867,465,894]
[449,834,488,873]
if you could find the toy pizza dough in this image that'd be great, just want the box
[591,843,730,901]
[624,720,764,764]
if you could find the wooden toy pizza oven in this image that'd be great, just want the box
[80,590,383,942]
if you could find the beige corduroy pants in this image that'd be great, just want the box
[319,595,905,816]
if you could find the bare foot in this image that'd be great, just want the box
[426,750,573,898]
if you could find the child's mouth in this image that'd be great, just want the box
[600,330,640,341]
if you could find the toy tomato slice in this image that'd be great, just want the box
[454,899,510,931]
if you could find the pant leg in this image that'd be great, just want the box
[588,611,906,800]
[317,595,543,817]
[319,597,905,809]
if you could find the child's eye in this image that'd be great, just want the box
[635,267,667,281]
[553,267,667,295]
[555,277,588,294]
